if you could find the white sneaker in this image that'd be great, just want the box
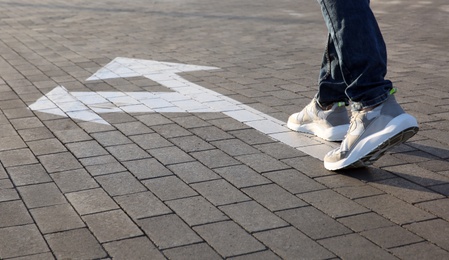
[287,98,350,141]
[324,94,419,171]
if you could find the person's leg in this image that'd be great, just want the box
[317,0,392,109]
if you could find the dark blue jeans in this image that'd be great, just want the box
[316,0,393,110]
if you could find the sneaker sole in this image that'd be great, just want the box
[287,121,349,142]
[324,113,419,171]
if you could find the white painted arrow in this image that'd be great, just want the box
[28,57,337,160]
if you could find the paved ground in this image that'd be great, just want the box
[1,0,449,259]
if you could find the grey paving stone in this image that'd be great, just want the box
[254,226,335,260]
[123,158,173,180]
[148,146,194,165]
[263,169,325,194]
[220,201,288,233]
[66,140,109,158]
[229,129,276,145]
[193,221,265,258]
[191,179,250,206]
[163,243,222,260]
[334,185,385,200]
[18,182,66,209]
[167,196,228,226]
[30,204,85,234]
[142,175,197,201]
[356,194,435,225]
[107,143,151,161]
[0,124,18,138]
[211,139,259,156]
[152,123,192,139]
[298,189,370,218]
[27,138,67,156]
[130,133,173,150]
[318,233,397,260]
[190,126,234,141]
[0,200,34,228]
[138,214,203,249]
[86,162,127,176]
[136,113,172,126]
[38,152,83,173]
[361,225,423,249]
[171,115,211,129]
[215,164,271,188]
[337,212,395,232]
[277,206,351,240]
[10,117,44,130]
[383,163,449,187]
[389,242,449,260]
[254,142,307,160]
[281,156,334,178]
[208,117,249,131]
[417,198,449,221]
[0,148,38,167]
[79,154,118,166]
[0,135,27,151]
[0,224,49,259]
[91,131,132,146]
[227,250,281,260]
[45,228,107,260]
[83,209,143,243]
[104,237,166,260]
[95,171,147,196]
[191,149,240,169]
[7,164,52,186]
[114,121,154,135]
[236,153,290,173]
[53,129,93,143]
[0,165,6,179]
[11,252,55,260]
[115,191,171,220]
[0,179,20,202]
[242,184,307,211]
[66,188,119,215]
[168,161,220,184]
[405,219,449,251]
[51,168,99,193]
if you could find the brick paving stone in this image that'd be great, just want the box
[263,169,326,194]
[66,188,119,215]
[104,237,166,260]
[211,139,259,156]
[163,243,222,260]
[169,135,215,152]
[230,129,276,145]
[208,118,249,131]
[0,165,6,179]
[30,204,85,234]
[171,115,211,129]
[0,135,27,151]
[298,189,370,218]
[142,175,197,201]
[0,179,20,202]
[193,221,265,258]
[18,182,66,209]
[277,206,351,240]
[220,201,288,233]
[66,140,109,158]
[191,149,241,169]
[281,156,333,178]
[254,226,335,260]
[254,142,307,160]
[149,146,195,165]
[0,224,49,259]
[123,158,173,180]
[417,198,449,221]
[11,252,55,260]
[82,209,143,243]
[191,179,250,206]
[242,184,307,211]
[0,200,34,228]
[7,164,52,186]
[405,219,449,251]
[362,225,424,249]
[107,143,151,161]
[0,148,38,167]
[227,250,281,260]
[371,177,445,203]
[10,117,44,130]
[51,168,99,193]
[45,228,107,260]
[190,126,234,142]
[168,161,220,184]
[337,212,395,232]
[0,124,18,138]
[319,233,397,260]
[79,154,118,166]
[92,131,133,147]
[114,121,154,136]
[135,113,172,126]
[214,164,271,188]
[138,214,203,249]
[356,194,435,225]
[235,153,290,173]
[383,164,449,187]
[95,171,147,196]
[38,152,83,173]
[418,159,449,172]
[130,133,173,150]
[53,129,93,143]
[389,242,449,260]
[334,185,385,200]
[114,191,171,220]
[152,123,192,139]
[27,138,67,156]
[167,196,229,226]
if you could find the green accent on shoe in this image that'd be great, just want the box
[390,88,397,95]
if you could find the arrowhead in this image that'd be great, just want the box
[87,57,219,81]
